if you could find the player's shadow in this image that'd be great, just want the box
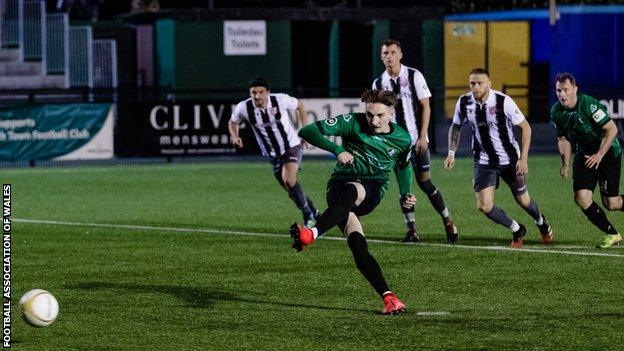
[71,281,376,314]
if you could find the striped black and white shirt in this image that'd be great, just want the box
[231,93,301,157]
[452,89,525,166]
[372,64,432,145]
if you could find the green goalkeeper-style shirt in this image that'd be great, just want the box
[551,93,621,156]
[298,112,413,198]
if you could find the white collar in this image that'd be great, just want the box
[383,64,406,80]
[471,89,495,105]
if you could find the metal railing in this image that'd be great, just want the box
[23,0,44,67]
[1,0,23,60]
[45,12,68,79]
[93,39,117,88]
[69,26,93,87]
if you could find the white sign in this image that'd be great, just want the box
[301,98,364,124]
[223,21,267,56]
[53,106,114,160]
[287,98,364,155]
[600,99,624,119]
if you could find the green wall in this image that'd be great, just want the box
[371,20,389,80]
[422,19,444,121]
[155,19,176,87]
[155,20,292,94]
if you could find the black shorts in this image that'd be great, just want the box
[473,162,527,196]
[573,150,621,197]
[326,178,384,217]
[410,147,431,173]
[269,144,303,178]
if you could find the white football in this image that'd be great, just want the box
[19,289,59,327]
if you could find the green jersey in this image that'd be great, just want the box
[551,93,621,156]
[299,112,413,198]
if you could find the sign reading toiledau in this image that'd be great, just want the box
[0,104,114,161]
[223,20,267,56]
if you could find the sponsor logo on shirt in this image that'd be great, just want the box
[592,109,606,122]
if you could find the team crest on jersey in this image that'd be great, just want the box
[325,117,337,126]
[489,106,497,115]
[271,107,278,115]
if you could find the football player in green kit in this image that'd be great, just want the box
[290,89,416,315]
[551,72,623,248]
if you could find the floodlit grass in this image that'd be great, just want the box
[6,155,624,350]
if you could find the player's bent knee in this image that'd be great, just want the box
[345,182,366,205]
[478,204,493,213]
[574,194,592,208]
[416,172,431,183]
[417,179,436,195]
[282,175,297,187]
[343,212,363,236]
[515,195,531,208]
[602,198,621,211]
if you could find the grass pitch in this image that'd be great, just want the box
[7,155,624,350]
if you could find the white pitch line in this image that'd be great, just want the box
[416,311,450,316]
[522,244,589,249]
[14,218,285,238]
[14,218,624,258]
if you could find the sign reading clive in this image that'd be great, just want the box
[116,102,244,157]
[0,104,113,161]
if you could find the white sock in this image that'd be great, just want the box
[312,227,319,239]
[510,221,520,232]
[441,208,450,218]
[536,215,544,226]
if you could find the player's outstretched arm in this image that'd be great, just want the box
[298,123,345,156]
[416,97,431,155]
[444,124,461,171]
[228,120,244,148]
[296,100,310,148]
[296,100,308,127]
[584,120,618,169]
[557,136,572,179]
[515,119,532,175]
